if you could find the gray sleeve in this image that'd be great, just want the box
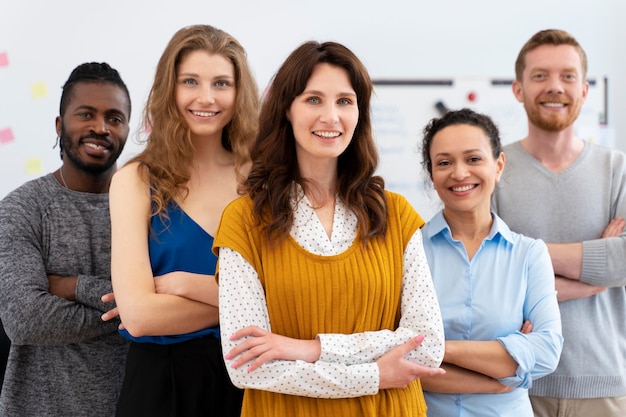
[582,237,626,287]
[581,149,626,288]
[76,274,115,312]
[0,187,119,346]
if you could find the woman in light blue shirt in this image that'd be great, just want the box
[419,108,563,417]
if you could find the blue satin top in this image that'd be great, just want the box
[119,202,220,344]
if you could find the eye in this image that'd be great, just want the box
[215,80,232,88]
[338,98,352,105]
[181,78,197,86]
[307,97,320,104]
[468,156,482,163]
[108,116,125,124]
[77,112,92,119]
[436,160,451,167]
[531,73,546,81]
[563,73,577,82]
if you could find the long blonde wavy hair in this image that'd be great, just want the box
[129,24,259,218]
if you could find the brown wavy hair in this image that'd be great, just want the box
[129,24,259,217]
[245,41,386,243]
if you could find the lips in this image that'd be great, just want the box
[538,95,570,108]
[191,110,218,117]
[81,136,112,155]
[451,184,477,192]
[313,131,341,138]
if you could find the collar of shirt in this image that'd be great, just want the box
[289,183,357,255]
[424,210,515,246]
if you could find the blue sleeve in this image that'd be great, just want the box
[496,239,563,388]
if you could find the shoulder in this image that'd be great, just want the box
[109,162,151,220]
[586,142,626,163]
[384,191,424,243]
[214,195,258,254]
[385,190,410,211]
[496,214,548,254]
[501,141,526,163]
[110,162,149,198]
[385,190,424,223]
[222,194,254,221]
[111,161,145,186]
[0,175,56,213]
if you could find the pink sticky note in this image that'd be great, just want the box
[0,127,15,144]
[0,52,8,68]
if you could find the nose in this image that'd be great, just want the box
[319,103,339,124]
[545,74,565,95]
[92,116,111,135]
[198,86,216,104]
[451,163,469,180]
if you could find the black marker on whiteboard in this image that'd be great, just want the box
[435,101,449,115]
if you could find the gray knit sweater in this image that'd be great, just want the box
[0,173,128,417]
[493,141,626,399]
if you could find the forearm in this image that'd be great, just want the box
[1,297,120,345]
[547,242,582,280]
[444,340,518,380]
[76,275,115,311]
[119,294,219,337]
[421,363,513,394]
[318,325,443,368]
[555,276,606,302]
[154,271,219,307]
[2,270,119,344]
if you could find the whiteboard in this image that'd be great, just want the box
[371,77,610,221]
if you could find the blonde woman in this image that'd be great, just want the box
[108,25,258,417]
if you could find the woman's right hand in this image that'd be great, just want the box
[377,335,446,389]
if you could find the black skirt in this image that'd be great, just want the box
[116,336,243,417]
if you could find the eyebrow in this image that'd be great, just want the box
[301,89,357,97]
[74,105,128,118]
[434,149,486,157]
[530,66,579,73]
[177,72,235,79]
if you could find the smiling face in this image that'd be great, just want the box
[287,63,359,171]
[513,44,588,132]
[430,124,505,216]
[56,81,130,174]
[175,50,236,141]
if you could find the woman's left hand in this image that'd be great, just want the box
[226,325,321,372]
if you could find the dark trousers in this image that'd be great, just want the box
[0,320,9,389]
[116,336,243,417]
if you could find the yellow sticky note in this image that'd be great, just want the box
[25,158,42,174]
[31,82,48,99]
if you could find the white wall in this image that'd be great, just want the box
[0,0,622,201]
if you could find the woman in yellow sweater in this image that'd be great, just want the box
[214,41,445,417]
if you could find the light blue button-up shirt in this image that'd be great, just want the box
[422,211,563,417]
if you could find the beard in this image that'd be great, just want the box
[59,124,124,174]
[524,95,583,132]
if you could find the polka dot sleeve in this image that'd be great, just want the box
[317,230,445,367]
[218,246,380,398]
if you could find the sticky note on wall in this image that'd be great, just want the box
[25,158,42,174]
[0,127,15,144]
[31,82,48,99]
[0,52,8,68]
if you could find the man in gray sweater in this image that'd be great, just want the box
[492,29,626,416]
[0,62,131,416]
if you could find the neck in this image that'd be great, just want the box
[522,124,584,172]
[57,164,115,194]
[298,159,338,199]
[443,207,492,242]
[190,132,234,169]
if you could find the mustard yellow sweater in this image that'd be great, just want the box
[215,191,428,416]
